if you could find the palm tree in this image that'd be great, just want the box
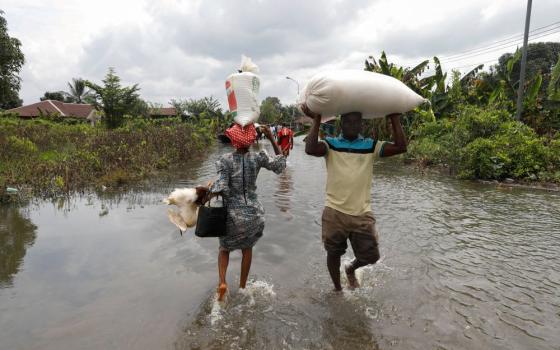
[66,78,93,103]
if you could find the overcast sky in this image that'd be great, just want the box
[3,0,560,108]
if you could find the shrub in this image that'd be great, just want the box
[6,136,38,156]
[459,137,509,179]
[459,121,549,180]
[0,117,215,195]
[409,105,558,182]
[452,105,512,145]
[407,138,448,166]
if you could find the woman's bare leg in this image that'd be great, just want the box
[218,249,229,301]
[239,248,253,289]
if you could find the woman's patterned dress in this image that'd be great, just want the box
[210,150,286,250]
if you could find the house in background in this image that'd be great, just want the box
[148,107,177,118]
[7,100,100,125]
[294,115,313,130]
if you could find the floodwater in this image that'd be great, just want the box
[1,137,559,350]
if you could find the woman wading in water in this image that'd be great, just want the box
[198,123,285,301]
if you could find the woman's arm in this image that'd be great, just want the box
[261,125,282,155]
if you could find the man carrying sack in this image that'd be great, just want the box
[303,105,407,291]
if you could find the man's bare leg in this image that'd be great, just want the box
[345,258,368,289]
[327,253,342,291]
[240,248,252,289]
[217,249,229,301]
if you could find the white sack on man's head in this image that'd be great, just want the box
[298,70,427,122]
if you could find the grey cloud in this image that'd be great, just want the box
[376,0,560,59]
[154,0,370,60]
[77,0,374,106]
[75,0,559,108]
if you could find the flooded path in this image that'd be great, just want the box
[1,137,559,349]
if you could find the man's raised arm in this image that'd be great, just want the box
[303,105,327,157]
[380,113,407,157]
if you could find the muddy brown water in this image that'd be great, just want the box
[1,138,559,350]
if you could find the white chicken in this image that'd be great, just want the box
[164,188,200,232]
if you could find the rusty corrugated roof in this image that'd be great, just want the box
[7,100,94,119]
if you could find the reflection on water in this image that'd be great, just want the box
[273,168,294,215]
[1,138,560,350]
[0,207,37,288]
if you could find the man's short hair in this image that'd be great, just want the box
[341,111,362,119]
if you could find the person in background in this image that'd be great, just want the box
[277,122,294,156]
[255,125,263,143]
[197,124,286,301]
[303,105,407,291]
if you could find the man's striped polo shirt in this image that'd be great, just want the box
[321,135,387,216]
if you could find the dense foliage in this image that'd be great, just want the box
[260,96,302,125]
[407,106,560,182]
[85,68,141,129]
[0,10,24,110]
[0,115,215,198]
[365,44,560,183]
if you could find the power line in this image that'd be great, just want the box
[442,27,560,63]
[424,31,559,73]
[448,59,499,70]
[432,35,554,72]
[396,30,559,72]
[443,27,560,62]
[455,21,559,48]
[388,20,560,75]
[440,20,560,60]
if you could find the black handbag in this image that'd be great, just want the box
[195,196,227,237]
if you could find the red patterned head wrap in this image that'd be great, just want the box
[225,123,257,149]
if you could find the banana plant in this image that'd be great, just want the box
[365,51,404,79]
[524,73,542,111]
[366,52,437,98]
[547,56,560,101]
[543,57,560,131]
[482,49,522,110]
[404,60,431,95]
[488,81,507,105]
[460,64,484,87]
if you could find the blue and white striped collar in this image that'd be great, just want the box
[336,134,365,143]
[326,134,375,152]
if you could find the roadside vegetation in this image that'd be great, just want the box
[0,114,218,199]
[364,43,560,184]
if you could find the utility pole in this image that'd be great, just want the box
[516,0,532,121]
[286,76,300,97]
[286,76,300,129]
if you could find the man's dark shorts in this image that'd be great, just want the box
[321,206,380,264]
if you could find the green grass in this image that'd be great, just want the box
[0,115,215,197]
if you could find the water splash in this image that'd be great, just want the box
[238,279,276,307]
[209,293,227,326]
